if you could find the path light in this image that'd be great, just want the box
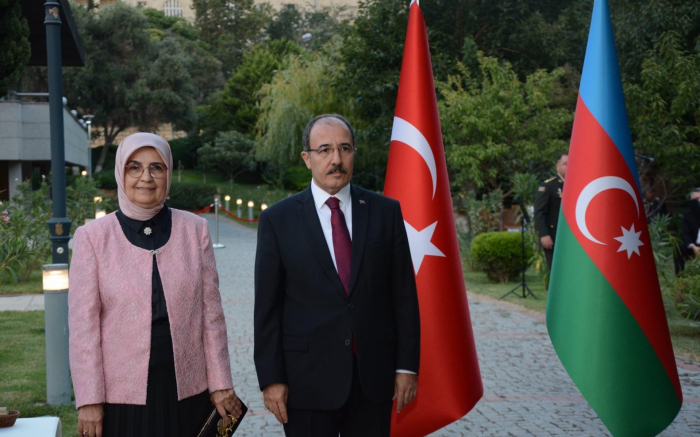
[81,170,87,177]
[248,201,254,221]
[42,263,71,405]
[236,198,242,217]
[225,195,231,211]
[261,203,268,211]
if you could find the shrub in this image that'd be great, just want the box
[168,183,218,211]
[673,258,700,320]
[92,170,117,189]
[471,231,532,283]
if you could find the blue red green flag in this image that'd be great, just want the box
[546,1,682,436]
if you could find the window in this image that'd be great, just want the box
[163,0,183,18]
[137,1,147,6]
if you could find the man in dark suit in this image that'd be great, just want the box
[535,153,567,270]
[254,114,420,437]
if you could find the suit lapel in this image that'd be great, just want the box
[297,186,347,297]
[349,185,368,295]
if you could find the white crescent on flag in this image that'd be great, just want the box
[390,116,437,199]
[575,176,639,245]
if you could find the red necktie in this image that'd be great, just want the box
[326,197,351,294]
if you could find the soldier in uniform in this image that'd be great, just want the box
[535,153,567,271]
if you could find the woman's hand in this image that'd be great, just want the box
[210,388,242,424]
[78,404,104,437]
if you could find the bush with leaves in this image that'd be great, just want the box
[673,257,700,320]
[471,231,532,283]
[0,177,103,285]
[454,189,503,270]
[167,183,219,211]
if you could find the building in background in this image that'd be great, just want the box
[74,0,358,23]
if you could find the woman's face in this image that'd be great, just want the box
[123,147,168,210]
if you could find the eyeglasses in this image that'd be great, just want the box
[306,145,356,159]
[125,162,168,179]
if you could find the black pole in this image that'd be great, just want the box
[500,204,537,300]
[45,1,71,263]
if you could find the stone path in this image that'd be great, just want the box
[2,213,698,436]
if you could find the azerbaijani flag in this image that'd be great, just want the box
[546,1,682,436]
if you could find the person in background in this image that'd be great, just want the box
[535,153,568,271]
[69,133,241,437]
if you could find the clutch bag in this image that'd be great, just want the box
[196,400,248,437]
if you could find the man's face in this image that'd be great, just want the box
[301,119,355,195]
[691,190,700,201]
[557,155,568,179]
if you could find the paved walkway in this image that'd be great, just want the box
[2,213,699,436]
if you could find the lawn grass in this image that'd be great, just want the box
[464,268,548,313]
[0,311,77,435]
[464,267,700,361]
[0,269,43,295]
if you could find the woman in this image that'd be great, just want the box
[69,133,241,437]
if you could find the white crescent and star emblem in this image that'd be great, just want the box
[574,176,644,258]
[390,116,445,272]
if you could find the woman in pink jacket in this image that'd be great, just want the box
[69,133,241,437]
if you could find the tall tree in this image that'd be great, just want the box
[197,131,256,182]
[440,55,577,192]
[625,32,700,202]
[192,0,270,75]
[0,0,30,96]
[64,3,197,172]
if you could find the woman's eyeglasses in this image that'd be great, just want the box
[125,162,167,179]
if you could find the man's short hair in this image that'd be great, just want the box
[690,187,700,198]
[556,153,568,164]
[302,114,355,151]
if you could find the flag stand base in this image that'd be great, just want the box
[500,206,537,300]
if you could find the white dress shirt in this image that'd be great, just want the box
[310,179,352,272]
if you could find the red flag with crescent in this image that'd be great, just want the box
[384,1,483,435]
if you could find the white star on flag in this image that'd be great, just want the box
[614,223,644,259]
[404,220,446,273]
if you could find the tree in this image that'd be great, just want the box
[267,4,350,48]
[64,3,197,172]
[0,0,30,96]
[197,131,256,182]
[192,0,270,75]
[255,45,353,167]
[439,55,576,192]
[142,8,224,103]
[625,32,700,204]
[216,39,301,136]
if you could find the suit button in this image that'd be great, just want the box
[348,303,354,309]
[344,339,351,346]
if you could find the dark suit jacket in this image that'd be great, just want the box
[534,176,564,242]
[254,184,420,410]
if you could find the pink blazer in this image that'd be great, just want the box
[68,209,233,409]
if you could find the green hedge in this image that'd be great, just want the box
[168,183,218,211]
[471,231,533,283]
[92,170,117,189]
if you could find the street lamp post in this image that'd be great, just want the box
[84,114,94,176]
[44,1,72,406]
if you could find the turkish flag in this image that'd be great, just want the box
[384,1,483,436]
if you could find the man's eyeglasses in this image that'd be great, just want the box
[306,145,356,159]
[125,162,168,179]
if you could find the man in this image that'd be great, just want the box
[677,187,700,273]
[254,114,420,437]
[535,153,567,270]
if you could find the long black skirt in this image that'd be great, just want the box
[102,324,213,437]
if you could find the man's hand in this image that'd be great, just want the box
[691,244,700,256]
[210,388,243,425]
[540,235,554,250]
[393,373,418,414]
[78,403,103,437]
[263,383,289,424]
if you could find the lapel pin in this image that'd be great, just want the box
[359,199,366,205]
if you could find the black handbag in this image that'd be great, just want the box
[196,401,248,437]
